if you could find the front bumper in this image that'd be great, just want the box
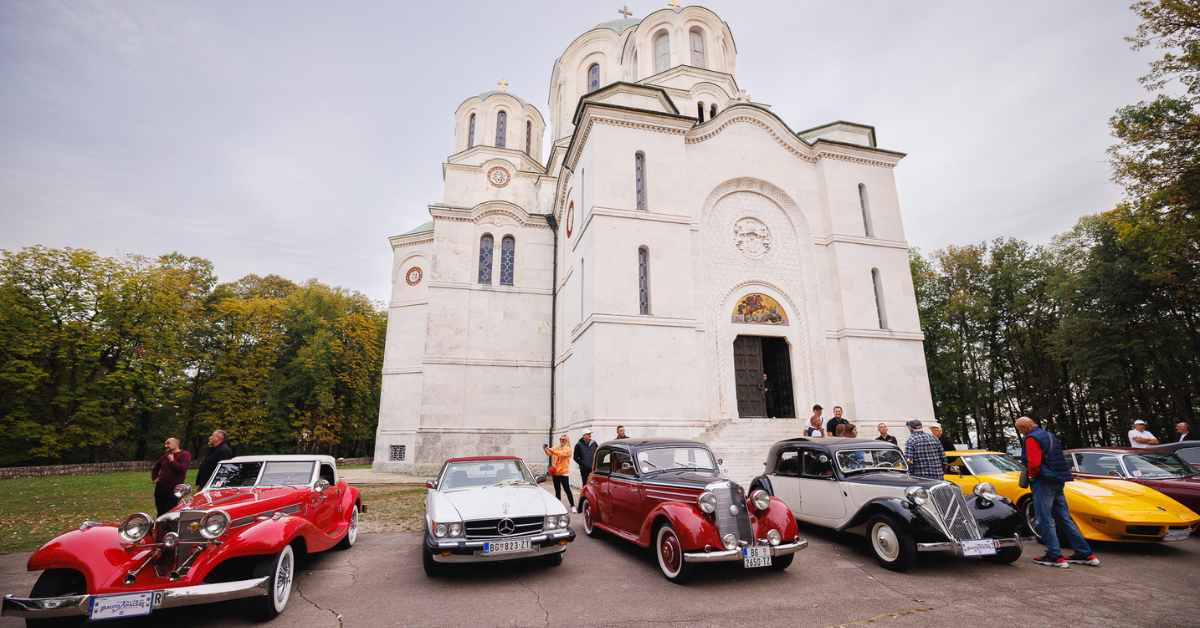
[2,576,269,619]
[425,528,576,563]
[916,535,1034,555]
[683,539,808,564]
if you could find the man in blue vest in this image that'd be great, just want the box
[1016,417,1099,568]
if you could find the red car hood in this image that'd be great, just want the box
[182,486,311,517]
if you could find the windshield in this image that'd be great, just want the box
[961,454,1024,475]
[1122,453,1198,478]
[835,449,908,475]
[259,461,316,487]
[440,460,533,490]
[636,447,718,474]
[209,462,262,489]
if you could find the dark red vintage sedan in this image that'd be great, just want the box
[577,439,806,584]
[1066,447,1200,518]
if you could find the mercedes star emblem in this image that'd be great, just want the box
[498,518,515,535]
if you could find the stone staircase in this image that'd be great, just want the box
[697,418,809,486]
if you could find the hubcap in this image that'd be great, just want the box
[348,508,358,543]
[277,552,292,602]
[872,522,899,562]
[583,502,593,531]
[1024,501,1041,539]
[659,529,681,574]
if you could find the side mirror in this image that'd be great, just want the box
[819,455,829,464]
[173,483,192,499]
[621,462,633,471]
[314,479,330,494]
[425,480,438,490]
[535,475,548,485]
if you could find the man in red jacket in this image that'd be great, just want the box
[152,438,191,516]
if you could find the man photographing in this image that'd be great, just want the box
[151,438,191,516]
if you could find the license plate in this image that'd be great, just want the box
[89,591,154,620]
[743,546,772,568]
[1164,529,1191,542]
[961,538,998,557]
[484,539,532,555]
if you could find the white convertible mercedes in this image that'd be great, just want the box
[422,456,575,575]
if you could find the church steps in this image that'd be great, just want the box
[695,418,810,485]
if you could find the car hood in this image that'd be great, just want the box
[844,472,940,488]
[181,486,310,517]
[437,485,562,521]
[641,471,724,490]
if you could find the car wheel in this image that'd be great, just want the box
[985,545,1023,564]
[248,544,295,621]
[866,513,916,572]
[654,522,696,585]
[26,569,86,628]
[335,504,359,550]
[768,552,794,571]
[543,551,563,566]
[1020,497,1043,543]
[422,543,444,577]
[581,498,601,538]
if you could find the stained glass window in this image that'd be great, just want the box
[588,64,600,93]
[500,236,515,285]
[468,114,475,149]
[690,28,706,68]
[654,32,670,74]
[635,152,646,211]
[495,111,506,148]
[872,268,887,329]
[859,184,874,237]
[638,247,650,315]
[525,121,532,155]
[478,235,494,284]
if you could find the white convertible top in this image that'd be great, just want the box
[223,454,338,465]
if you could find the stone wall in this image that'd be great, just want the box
[0,456,374,480]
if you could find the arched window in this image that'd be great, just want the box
[525,120,532,155]
[500,236,516,285]
[871,268,888,329]
[495,111,507,148]
[689,28,706,68]
[467,114,476,149]
[710,104,717,119]
[654,31,670,74]
[858,184,874,237]
[638,247,651,315]
[478,235,494,284]
[635,152,647,211]
[588,63,600,93]
[697,102,705,122]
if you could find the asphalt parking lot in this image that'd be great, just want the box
[2,521,1197,628]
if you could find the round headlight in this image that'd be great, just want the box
[162,532,179,548]
[698,492,718,514]
[750,489,771,511]
[905,486,929,506]
[767,529,782,546]
[722,533,738,550]
[433,523,448,538]
[449,523,463,537]
[545,517,558,529]
[118,513,154,543]
[199,511,229,539]
[559,514,570,527]
[973,482,998,500]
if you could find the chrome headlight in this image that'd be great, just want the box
[162,532,179,548]
[750,489,771,511]
[173,483,192,499]
[433,523,448,538]
[698,492,718,514]
[545,516,558,529]
[559,514,570,528]
[199,511,229,539]
[767,529,782,546]
[973,482,999,501]
[448,523,463,537]
[905,486,929,506]
[722,533,738,550]
[118,513,154,543]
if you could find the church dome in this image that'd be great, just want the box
[593,17,641,34]
[453,89,545,161]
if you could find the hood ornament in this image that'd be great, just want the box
[502,502,510,514]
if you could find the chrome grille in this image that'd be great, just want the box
[152,518,179,577]
[464,516,543,539]
[710,481,754,545]
[927,483,980,541]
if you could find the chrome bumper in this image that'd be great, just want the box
[426,528,576,558]
[2,577,269,618]
[683,539,808,564]
[916,535,1034,555]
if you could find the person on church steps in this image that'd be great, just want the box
[761,373,776,418]
[805,415,825,437]
[1016,416,1100,568]
[195,429,233,490]
[615,426,628,439]
[876,423,897,445]
[152,438,191,516]
[573,429,598,487]
[931,424,956,453]
[826,406,849,436]
[903,420,945,480]
[544,435,576,513]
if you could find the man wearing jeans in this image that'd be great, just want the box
[1016,417,1099,568]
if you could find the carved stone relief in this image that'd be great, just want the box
[733,217,771,260]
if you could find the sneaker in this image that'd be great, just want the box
[1066,553,1099,566]
[1033,554,1069,568]
[570,507,577,514]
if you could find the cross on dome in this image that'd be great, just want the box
[667,0,680,8]
[497,79,508,92]
[618,5,632,18]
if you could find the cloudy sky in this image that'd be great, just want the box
[0,1,1153,302]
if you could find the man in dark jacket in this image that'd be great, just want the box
[196,430,233,490]
[1176,422,1200,442]
[573,429,598,486]
[1016,417,1098,568]
[931,425,956,453]
[152,438,191,516]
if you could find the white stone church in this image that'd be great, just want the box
[374,5,936,482]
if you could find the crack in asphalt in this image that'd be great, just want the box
[824,606,936,628]
[515,574,550,628]
[294,583,344,628]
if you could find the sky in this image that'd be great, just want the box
[0,1,1155,303]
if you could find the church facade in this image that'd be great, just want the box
[374,6,936,482]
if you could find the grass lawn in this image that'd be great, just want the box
[0,472,426,553]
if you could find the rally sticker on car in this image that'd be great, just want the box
[743,546,772,568]
[961,539,999,557]
[89,591,155,620]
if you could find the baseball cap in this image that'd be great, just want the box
[906,419,923,430]
[812,404,823,411]
[1133,420,1146,426]
[582,428,593,435]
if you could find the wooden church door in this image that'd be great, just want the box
[734,336,765,417]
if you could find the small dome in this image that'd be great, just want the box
[476,90,528,107]
[593,17,641,34]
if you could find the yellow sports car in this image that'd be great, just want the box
[944,451,1199,543]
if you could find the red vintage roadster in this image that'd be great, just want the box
[2,455,361,626]
[578,439,806,583]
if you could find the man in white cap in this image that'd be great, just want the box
[1128,420,1158,449]
[573,429,599,487]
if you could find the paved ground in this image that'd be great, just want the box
[2,520,1197,628]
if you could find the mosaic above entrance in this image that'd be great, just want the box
[732,293,788,325]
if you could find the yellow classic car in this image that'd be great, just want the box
[944,451,1200,543]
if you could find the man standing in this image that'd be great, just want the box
[826,406,850,437]
[1176,422,1198,442]
[615,426,628,439]
[876,423,897,445]
[573,429,598,487]
[903,420,945,480]
[151,438,191,516]
[1128,420,1158,448]
[1016,417,1099,568]
[196,430,233,490]
[931,424,956,453]
[760,373,776,418]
